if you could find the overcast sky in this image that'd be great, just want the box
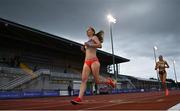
[0,0,179,81]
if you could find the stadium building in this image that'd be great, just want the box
[0,18,176,96]
[0,18,133,93]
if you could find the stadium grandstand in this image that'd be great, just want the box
[0,18,131,93]
[0,18,176,96]
[120,75,173,91]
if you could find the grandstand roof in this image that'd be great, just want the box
[135,77,158,82]
[119,75,159,82]
[0,18,129,65]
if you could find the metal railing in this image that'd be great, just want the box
[0,67,42,91]
[50,71,94,80]
[50,72,81,79]
[0,67,25,75]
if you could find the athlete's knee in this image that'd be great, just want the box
[82,77,88,83]
[95,79,100,84]
[162,81,165,84]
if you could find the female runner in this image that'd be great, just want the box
[71,27,116,104]
[155,55,169,96]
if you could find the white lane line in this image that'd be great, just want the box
[85,101,134,110]
[168,103,180,110]
[156,99,164,102]
[83,95,163,110]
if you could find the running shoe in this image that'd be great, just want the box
[165,88,169,96]
[107,78,116,88]
[71,97,82,105]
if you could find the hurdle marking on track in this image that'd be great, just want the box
[79,99,110,104]
[156,99,164,102]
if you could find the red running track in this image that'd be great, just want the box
[0,90,179,110]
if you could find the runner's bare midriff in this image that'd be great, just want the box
[157,61,166,71]
[85,46,97,60]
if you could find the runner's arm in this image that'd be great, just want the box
[165,61,169,68]
[155,62,158,70]
[84,36,102,48]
